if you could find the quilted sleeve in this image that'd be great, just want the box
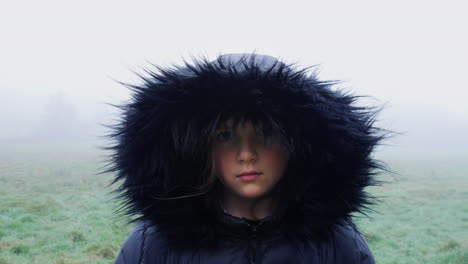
[115,223,148,264]
[333,223,376,264]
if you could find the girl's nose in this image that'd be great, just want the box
[237,138,258,162]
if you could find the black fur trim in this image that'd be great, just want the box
[104,53,387,243]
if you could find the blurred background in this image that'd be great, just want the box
[1,0,467,157]
[0,0,466,263]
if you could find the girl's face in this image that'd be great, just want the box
[212,120,288,201]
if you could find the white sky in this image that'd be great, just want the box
[1,0,467,156]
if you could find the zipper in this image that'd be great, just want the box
[245,220,265,264]
[250,224,257,264]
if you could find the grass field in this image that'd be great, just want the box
[0,150,466,263]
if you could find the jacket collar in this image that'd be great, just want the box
[215,205,283,239]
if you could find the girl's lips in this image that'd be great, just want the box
[238,171,262,176]
[238,172,262,181]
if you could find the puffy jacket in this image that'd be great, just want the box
[116,214,374,264]
[107,53,385,264]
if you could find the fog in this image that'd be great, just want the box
[1,0,467,158]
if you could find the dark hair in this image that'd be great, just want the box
[104,53,387,242]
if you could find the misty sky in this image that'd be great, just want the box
[1,0,467,156]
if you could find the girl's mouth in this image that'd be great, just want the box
[238,171,262,181]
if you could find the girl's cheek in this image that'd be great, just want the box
[219,151,235,171]
[213,147,233,175]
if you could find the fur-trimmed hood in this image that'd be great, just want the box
[107,53,385,242]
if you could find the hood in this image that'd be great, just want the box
[106,53,386,242]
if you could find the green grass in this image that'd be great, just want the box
[355,156,468,264]
[0,150,466,263]
[0,151,132,264]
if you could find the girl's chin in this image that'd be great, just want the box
[221,183,275,201]
[235,187,273,200]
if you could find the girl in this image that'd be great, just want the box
[109,54,385,263]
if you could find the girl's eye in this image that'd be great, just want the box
[256,129,279,144]
[215,131,234,142]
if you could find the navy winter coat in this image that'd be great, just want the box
[116,214,374,263]
[107,54,385,264]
